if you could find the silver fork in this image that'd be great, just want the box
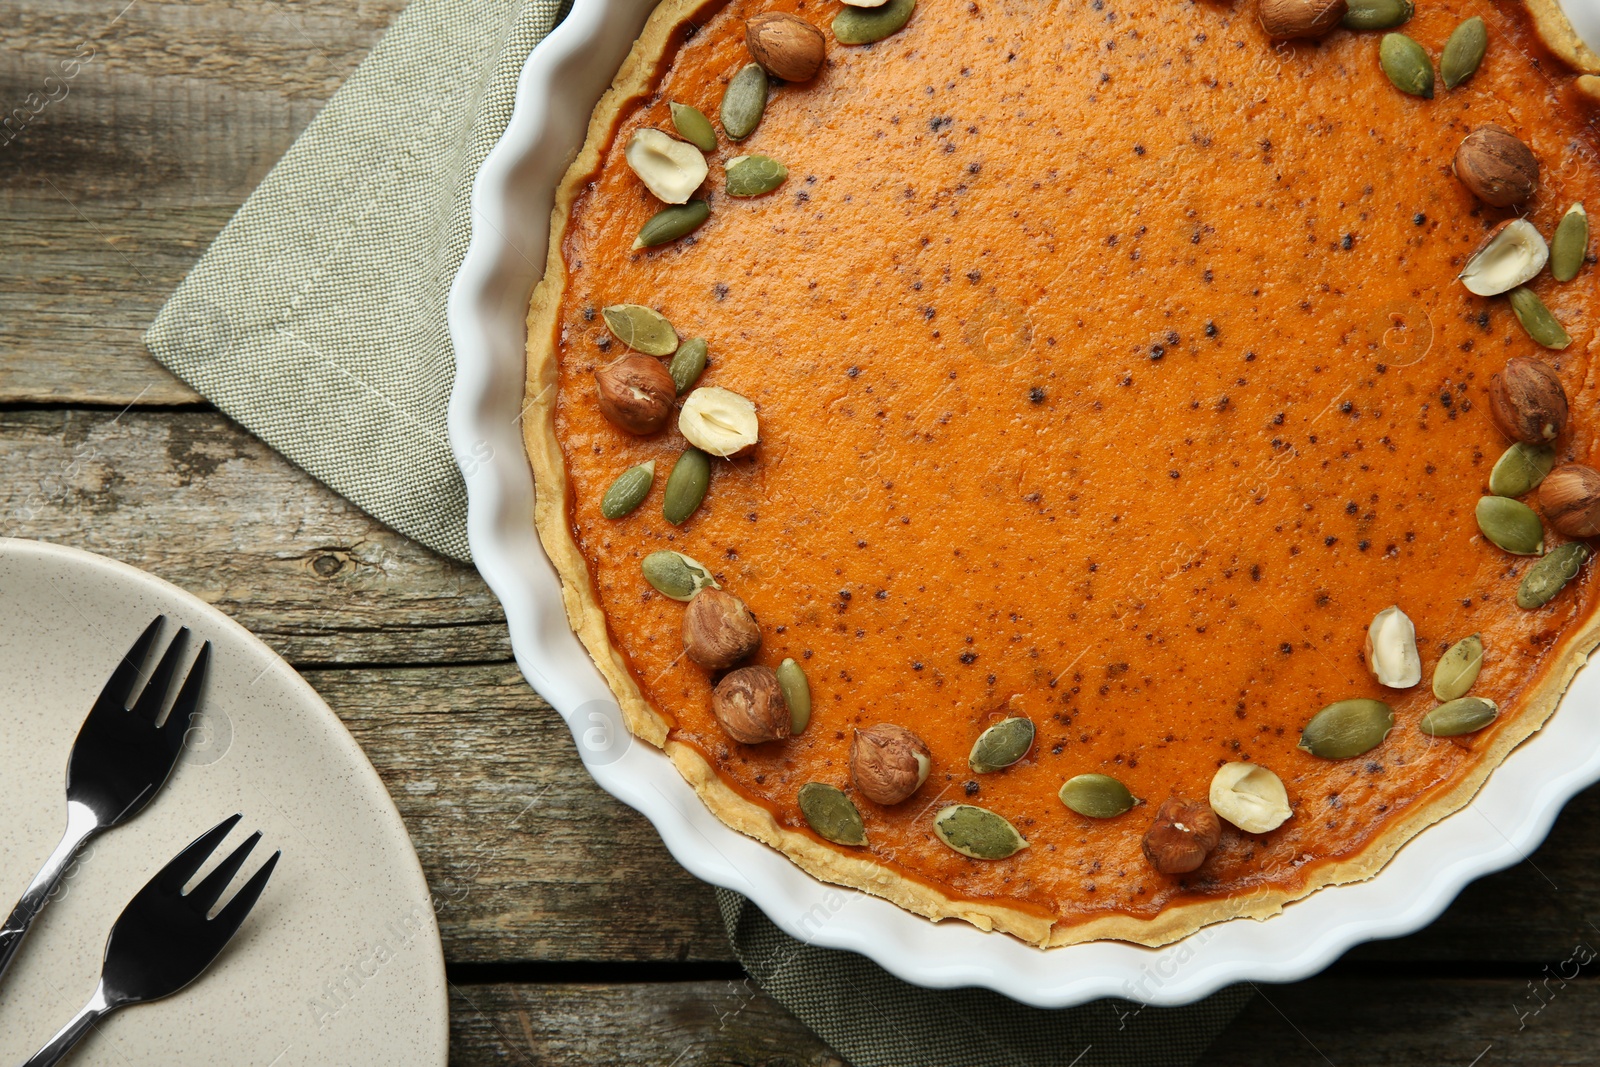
[19,813,279,1067]
[0,616,210,990]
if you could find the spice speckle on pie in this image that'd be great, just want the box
[524,0,1600,946]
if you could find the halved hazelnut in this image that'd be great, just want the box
[1258,0,1346,38]
[595,355,676,435]
[678,387,759,458]
[1141,797,1221,875]
[1364,605,1421,689]
[850,724,931,805]
[1540,464,1600,538]
[745,13,826,82]
[712,665,789,744]
[683,587,761,669]
[1488,357,1568,445]
[625,128,709,205]
[1209,763,1292,834]
[1454,125,1539,208]
[1459,219,1550,297]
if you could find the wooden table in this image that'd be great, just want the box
[5,3,1599,1062]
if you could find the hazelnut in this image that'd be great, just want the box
[1540,464,1600,538]
[1257,0,1346,38]
[678,386,760,457]
[712,665,790,744]
[1488,357,1568,445]
[745,13,826,82]
[1141,797,1222,875]
[1454,125,1539,208]
[850,724,931,805]
[682,587,761,669]
[595,355,675,435]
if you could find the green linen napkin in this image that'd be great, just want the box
[143,1,1252,1061]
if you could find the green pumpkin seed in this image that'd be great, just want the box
[1551,203,1588,283]
[1299,699,1394,759]
[602,304,679,356]
[725,154,788,197]
[1440,16,1487,89]
[1419,696,1499,737]
[798,782,866,846]
[833,0,916,45]
[1508,286,1572,350]
[1341,0,1412,31]
[633,200,710,249]
[669,337,708,395]
[669,101,717,152]
[1058,774,1138,818]
[640,549,719,601]
[1518,541,1589,609]
[600,460,655,519]
[932,804,1028,859]
[662,447,711,525]
[969,717,1034,773]
[1476,496,1544,556]
[1488,442,1556,498]
[777,658,812,734]
[1380,33,1435,99]
[1432,634,1484,701]
[720,63,768,142]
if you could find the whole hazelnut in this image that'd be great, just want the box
[595,354,675,435]
[682,587,761,669]
[1540,464,1600,538]
[1454,125,1539,208]
[712,665,789,744]
[1488,357,1568,445]
[746,13,826,82]
[1141,797,1222,875]
[850,724,931,805]
[1257,0,1346,39]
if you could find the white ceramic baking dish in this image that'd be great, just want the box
[446,0,1600,1007]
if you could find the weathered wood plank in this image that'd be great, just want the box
[448,981,843,1067]
[310,663,731,964]
[0,409,509,663]
[0,0,409,405]
[445,976,1600,1067]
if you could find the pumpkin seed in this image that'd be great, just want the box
[725,154,788,197]
[600,460,655,519]
[1341,0,1412,31]
[777,658,811,734]
[1432,634,1484,701]
[602,304,679,356]
[833,0,916,44]
[1440,16,1487,89]
[969,717,1034,773]
[633,200,710,249]
[669,338,708,395]
[719,63,768,142]
[1475,496,1544,556]
[798,783,866,846]
[1551,203,1588,283]
[1488,442,1556,498]
[932,804,1028,859]
[1419,696,1499,737]
[1058,774,1137,818]
[669,101,717,152]
[1298,699,1394,759]
[662,447,711,525]
[1380,33,1435,99]
[1518,541,1589,609]
[1508,286,1572,350]
[640,549,720,601]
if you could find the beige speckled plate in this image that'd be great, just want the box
[0,539,447,1065]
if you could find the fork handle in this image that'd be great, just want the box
[19,983,117,1067]
[0,803,99,991]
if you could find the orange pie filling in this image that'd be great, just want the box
[528,0,1600,943]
